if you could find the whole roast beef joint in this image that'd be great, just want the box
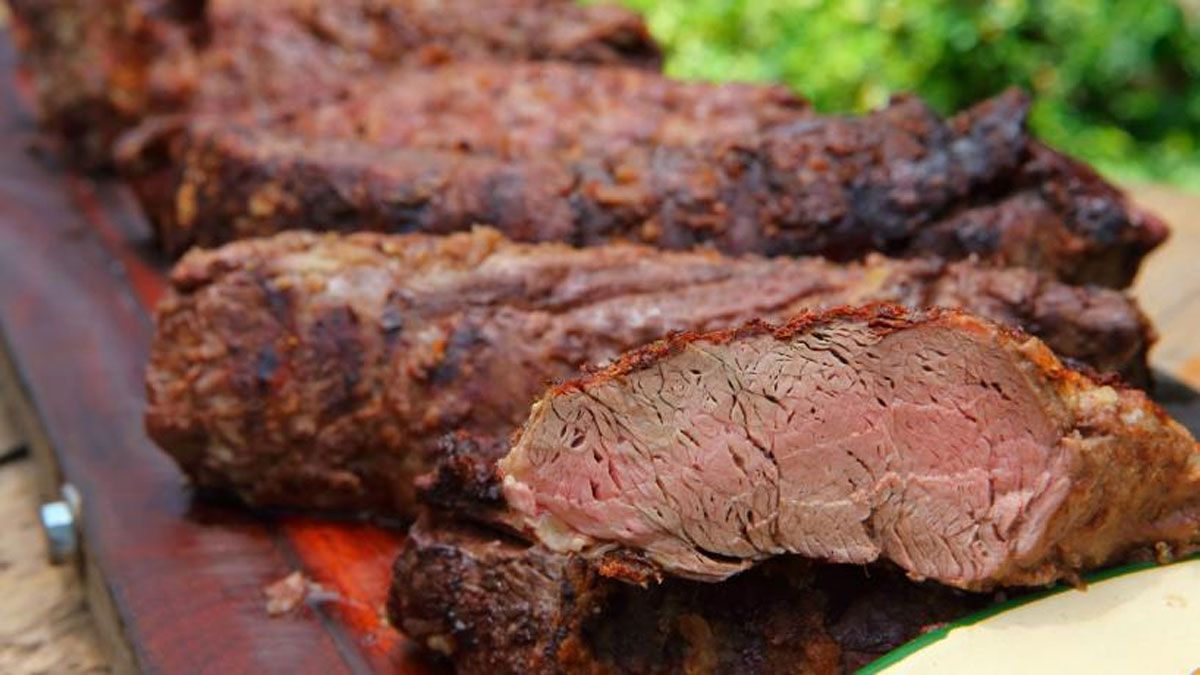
[142,86,1165,288]
[145,228,1155,517]
[499,305,1200,591]
[119,58,805,249]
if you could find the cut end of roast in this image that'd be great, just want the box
[500,305,1200,590]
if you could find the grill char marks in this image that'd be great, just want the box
[907,143,1169,287]
[500,305,1200,590]
[145,229,1154,516]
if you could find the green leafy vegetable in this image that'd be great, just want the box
[606,0,1200,189]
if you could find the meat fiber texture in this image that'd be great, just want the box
[388,511,990,675]
[145,227,1153,516]
[394,437,990,674]
[500,305,1200,591]
[148,86,1165,287]
[6,0,660,167]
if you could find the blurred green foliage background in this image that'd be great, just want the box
[608,0,1200,190]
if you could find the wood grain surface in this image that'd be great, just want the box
[1,25,1199,675]
[0,445,108,674]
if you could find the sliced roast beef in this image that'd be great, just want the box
[145,228,1153,516]
[500,305,1200,590]
[389,512,987,674]
[140,87,1166,287]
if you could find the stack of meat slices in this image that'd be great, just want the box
[147,228,1156,514]
[143,230,1197,672]
[10,1,1199,673]
[393,306,1200,673]
[11,1,1167,287]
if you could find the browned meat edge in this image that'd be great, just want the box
[500,304,1199,591]
[148,88,1165,287]
[115,60,807,235]
[6,0,201,169]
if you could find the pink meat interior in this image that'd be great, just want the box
[502,319,1071,586]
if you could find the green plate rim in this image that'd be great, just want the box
[857,554,1200,674]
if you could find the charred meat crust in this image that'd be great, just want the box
[416,433,510,517]
[119,59,806,245]
[500,304,1198,590]
[144,87,1163,287]
[145,229,1154,516]
[388,513,988,675]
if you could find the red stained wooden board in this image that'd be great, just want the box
[0,32,428,674]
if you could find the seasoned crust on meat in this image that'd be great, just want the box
[389,513,989,674]
[142,87,1165,287]
[146,229,1154,516]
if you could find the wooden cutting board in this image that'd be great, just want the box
[1,30,1198,674]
